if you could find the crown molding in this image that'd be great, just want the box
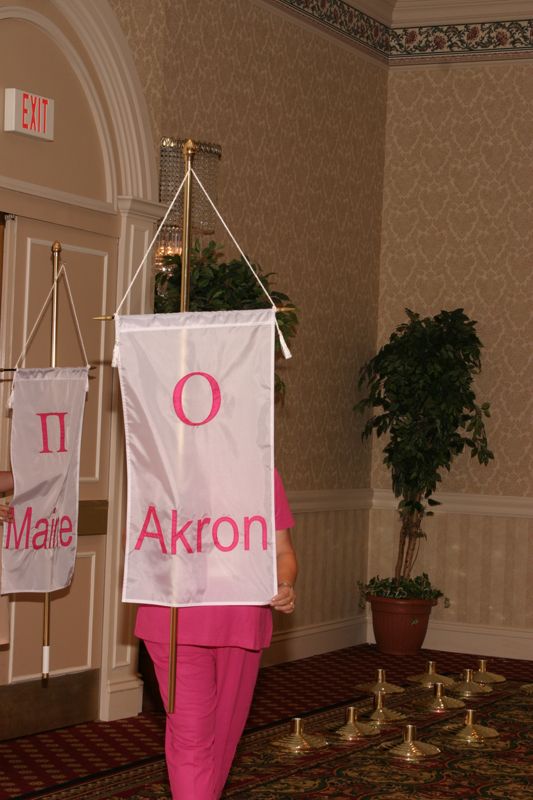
[343,1,533,27]
[390,1,533,27]
[372,488,533,518]
[343,0,395,25]
[271,0,533,64]
[287,487,533,518]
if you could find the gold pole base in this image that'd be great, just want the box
[418,682,465,713]
[386,725,440,760]
[472,659,506,684]
[367,707,406,725]
[407,660,456,688]
[453,709,499,743]
[356,668,404,695]
[364,689,405,726]
[271,717,328,753]
[451,669,492,698]
[332,706,380,742]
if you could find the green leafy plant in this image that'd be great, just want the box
[155,240,298,399]
[355,308,493,599]
[357,573,443,608]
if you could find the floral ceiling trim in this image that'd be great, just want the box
[275,0,533,63]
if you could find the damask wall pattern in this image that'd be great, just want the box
[106,0,169,150]
[369,508,533,629]
[109,0,388,491]
[377,61,533,498]
[106,1,533,650]
[109,0,532,499]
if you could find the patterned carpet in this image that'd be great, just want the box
[1,644,533,800]
[226,680,533,799]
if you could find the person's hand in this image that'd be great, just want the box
[270,581,296,614]
[0,503,13,524]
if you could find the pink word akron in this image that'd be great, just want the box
[134,506,269,554]
[5,507,74,550]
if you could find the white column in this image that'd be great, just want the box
[98,196,164,721]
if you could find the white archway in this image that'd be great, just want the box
[0,0,161,722]
[51,0,158,202]
[45,0,163,720]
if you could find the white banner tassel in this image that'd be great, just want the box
[275,318,292,360]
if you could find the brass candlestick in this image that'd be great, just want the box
[418,681,465,713]
[365,689,406,725]
[451,669,492,698]
[333,706,380,742]
[272,717,328,753]
[356,668,404,695]
[472,658,506,684]
[407,660,455,688]
[387,724,440,760]
[453,709,499,743]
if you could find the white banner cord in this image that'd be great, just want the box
[114,170,190,316]
[113,167,292,360]
[191,167,291,360]
[14,264,90,369]
[14,279,57,369]
[60,262,90,367]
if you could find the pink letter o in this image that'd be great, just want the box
[172,372,221,426]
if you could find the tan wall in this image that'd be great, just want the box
[0,0,160,731]
[377,61,533,497]
[0,17,106,201]
[0,8,118,699]
[369,59,533,647]
[265,503,369,664]
[109,0,388,492]
[109,2,533,657]
[370,507,533,629]
[108,0,389,661]
[3,2,530,729]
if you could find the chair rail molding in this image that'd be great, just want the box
[288,488,533,518]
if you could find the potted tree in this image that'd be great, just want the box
[355,308,493,655]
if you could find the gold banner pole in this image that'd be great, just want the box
[42,240,61,681]
[167,140,197,714]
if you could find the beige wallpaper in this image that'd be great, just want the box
[110,2,533,500]
[109,0,388,491]
[274,507,368,636]
[105,0,169,152]
[377,62,533,498]
[369,508,533,629]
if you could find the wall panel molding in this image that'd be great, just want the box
[8,552,97,683]
[264,614,367,666]
[0,669,99,741]
[288,488,372,513]
[288,488,533,518]
[367,616,533,660]
[0,175,116,216]
[266,611,533,665]
[372,489,533,518]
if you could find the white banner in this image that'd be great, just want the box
[1,368,88,594]
[115,309,276,607]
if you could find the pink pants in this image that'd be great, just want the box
[145,641,262,799]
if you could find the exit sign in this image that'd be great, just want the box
[4,88,54,141]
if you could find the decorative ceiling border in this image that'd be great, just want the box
[273,0,533,64]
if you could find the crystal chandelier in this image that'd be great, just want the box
[155,137,222,270]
